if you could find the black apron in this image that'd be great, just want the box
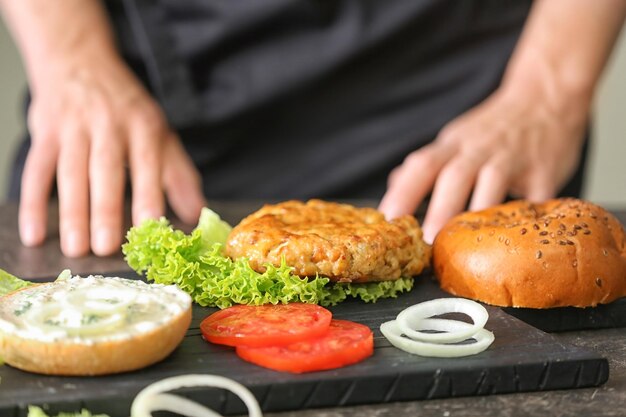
[8,0,588,201]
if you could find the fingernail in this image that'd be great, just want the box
[136,209,160,224]
[422,226,435,245]
[379,205,398,221]
[21,223,43,247]
[64,230,87,258]
[94,228,115,256]
[377,199,390,216]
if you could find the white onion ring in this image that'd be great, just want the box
[396,298,488,343]
[409,317,479,332]
[136,393,222,417]
[380,319,494,358]
[22,279,143,337]
[23,303,125,336]
[64,284,137,314]
[131,374,263,417]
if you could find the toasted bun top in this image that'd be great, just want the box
[433,199,626,308]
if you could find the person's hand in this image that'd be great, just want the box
[378,0,626,244]
[19,50,205,257]
[378,79,589,244]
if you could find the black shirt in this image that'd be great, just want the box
[16,1,590,203]
[102,0,536,200]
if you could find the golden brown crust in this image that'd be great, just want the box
[225,199,431,283]
[433,198,626,308]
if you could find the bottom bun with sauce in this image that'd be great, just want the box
[433,198,626,308]
[0,274,192,376]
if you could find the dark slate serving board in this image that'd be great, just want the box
[502,298,626,332]
[0,272,609,417]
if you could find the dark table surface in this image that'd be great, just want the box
[0,201,625,417]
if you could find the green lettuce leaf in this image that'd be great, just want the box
[338,277,415,302]
[122,209,413,308]
[194,207,232,252]
[27,406,109,417]
[0,268,32,297]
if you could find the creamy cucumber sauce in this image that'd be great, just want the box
[0,275,191,344]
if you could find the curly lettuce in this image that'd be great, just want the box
[122,209,413,308]
[27,406,109,417]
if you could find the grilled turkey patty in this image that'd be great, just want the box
[225,200,431,283]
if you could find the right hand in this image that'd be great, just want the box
[20,50,205,257]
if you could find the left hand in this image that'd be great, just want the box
[378,79,589,244]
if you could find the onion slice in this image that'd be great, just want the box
[135,393,222,417]
[380,319,494,358]
[64,284,137,314]
[131,374,263,417]
[23,303,125,336]
[395,298,488,343]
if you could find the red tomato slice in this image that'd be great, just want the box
[200,303,332,347]
[235,319,374,373]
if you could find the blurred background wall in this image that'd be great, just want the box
[1,19,625,206]
[0,19,25,202]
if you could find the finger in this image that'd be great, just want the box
[386,166,401,188]
[163,135,205,224]
[469,152,515,212]
[89,120,126,256]
[127,107,165,225]
[19,137,58,247]
[57,126,91,257]
[422,152,487,243]
[378,143,453,220]
[525,168,557,203]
